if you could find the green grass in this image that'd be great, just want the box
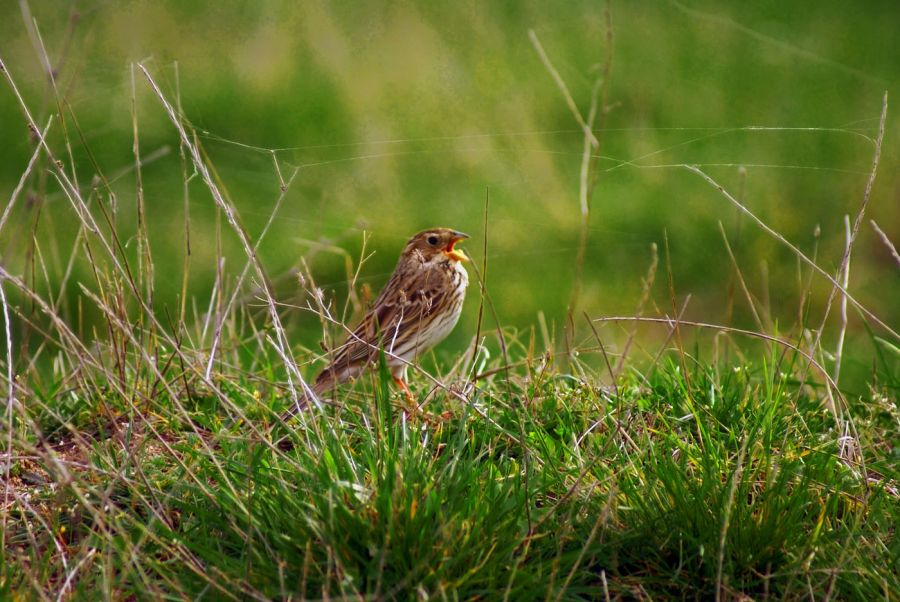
[1,2,899,599]
[4,343,898,600]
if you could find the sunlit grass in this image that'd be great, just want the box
[4,344,898,599]
[1,2,899,599]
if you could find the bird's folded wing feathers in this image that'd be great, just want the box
[324,266,445,369]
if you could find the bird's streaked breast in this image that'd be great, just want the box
[387,260,468,363]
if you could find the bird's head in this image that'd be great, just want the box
[404,228,470,263]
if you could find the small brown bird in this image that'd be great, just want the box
[283,227,470,417]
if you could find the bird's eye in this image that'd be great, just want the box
[426,235,439,246]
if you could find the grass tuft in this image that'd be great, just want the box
[1,5,898,599]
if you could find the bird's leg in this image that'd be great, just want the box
[392,373,452,427]
[393,375,418,412]
[391,366,423,420]
[391,367,451,426]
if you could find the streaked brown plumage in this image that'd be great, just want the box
[284,228,469,416]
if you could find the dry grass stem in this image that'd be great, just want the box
[716,436,749,602]
[809,91,889,355]
[685,165,897,340]
[137,63,312,403]
[529,5,614,355]
[614,242,658,376]
[1,273,16,553]
[593,315,846,414]
[869,219,900,268]
[0,117,52,234]
[527,30,599,148]
[718,221,769,337]
[833,215,851,385]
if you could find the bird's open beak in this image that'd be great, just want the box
[444,231,469,262]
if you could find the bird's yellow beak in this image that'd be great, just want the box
[444,231,469,262]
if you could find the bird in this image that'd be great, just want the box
[283,227,470,417]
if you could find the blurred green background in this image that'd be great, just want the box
[1,1,898,390]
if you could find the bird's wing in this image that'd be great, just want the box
[322,263,447,370]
